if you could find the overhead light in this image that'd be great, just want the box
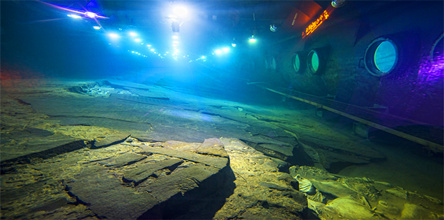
[67,14,82,19]
[107,32,120,39]
[214,49,223,55]
[172,35,179,40]
[248,36,257,43]
[147,44,152,47]
[222,47,230,53]
[331,0,346,8]
[93,26,101,30]
[134,38,142,42]
[150,48,155,52]
[232,43,237,47]
[172,5,189,18]
[85,11,97,18]
[129,31,138,37]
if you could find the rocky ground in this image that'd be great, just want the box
[1,78,443,219]
[0,136,308,219]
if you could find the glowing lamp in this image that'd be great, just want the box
[107,33,120,39]
[93,26,101,30]
[134,38,142,42]
[85,11,97,18]
[67,14,82,19]
[248,36,257,43]
[129,31,138,37]
[150,48,155,52]
[172,5,189,18]
[214,49,222,55]
[232,43,237,47]
[222,47,230,53]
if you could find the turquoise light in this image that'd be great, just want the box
[311,52,319,72]
[374,41,397,73]
[248,36,257,43]
[294,54,301,72]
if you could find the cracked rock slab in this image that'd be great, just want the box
[66,138,233,219]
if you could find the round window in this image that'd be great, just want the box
[307,50,320,74]
[293,53,301,72]
[365,38,398,76]
[265,57,277,70]
[270,57,277,70]
[430,33,443,62]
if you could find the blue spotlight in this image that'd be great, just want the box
[107,32,120,39]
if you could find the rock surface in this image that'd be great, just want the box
[214,138,307,220]
[2,79,442,219]
[5,79,386,172]
[289,165,444,219]
[65,137,234,219]
[1,137,236,219]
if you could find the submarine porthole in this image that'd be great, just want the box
[293,53,302,73]
[431,33,443,61]
[265,57,277,70]
[270,57,277,70]
[307,50,320,74]
[375,41,397,73]
[365,38,398,76]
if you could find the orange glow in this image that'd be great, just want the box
[302,8,333,38]
[0,65,45,89]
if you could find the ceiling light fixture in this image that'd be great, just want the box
[248,35,257,43]
[67,14,82,19]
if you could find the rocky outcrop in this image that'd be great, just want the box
[1,136,236,219]
[214,138,308,220]
[66,137,235,219]
[290,165,444,219]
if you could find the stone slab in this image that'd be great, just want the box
[135,145,228,169]
[98,152,146,168]
[196,138,229,158]
[65,138,233,219]
[92,133,131,149]
[68,169,157,219]
[122,159,183,185]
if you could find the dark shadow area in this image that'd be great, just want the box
[369,127,444,159]
[138,165,236,219]
[302,208,321,220]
